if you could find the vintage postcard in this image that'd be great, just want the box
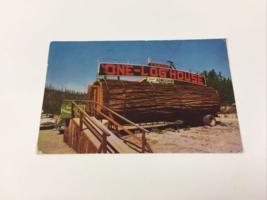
[37,40,243,154]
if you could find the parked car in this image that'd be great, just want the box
[40,113,57,128]
[54,118,66,134]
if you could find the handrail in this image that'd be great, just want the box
[64,99,153,153]
[72,101,110,137]
[95,109,142,142]
[94,102,149,133]
[71,101,110,153]
[63,99,149,133]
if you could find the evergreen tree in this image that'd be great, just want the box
[202,69,235,105]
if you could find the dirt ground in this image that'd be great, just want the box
[37,117,242,154]
[121,117,243,153]
[37,128,76,154]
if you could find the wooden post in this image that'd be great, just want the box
[102,134,107,153]
[91,102,94,117]
[71,102,74,118]
[94,90,98,117]
[97,144,103,153]
[142,130,146,153]
[107,120,111,129]
[146,142,153,153]
[109,112,119,131]
[92,103,95,117]
[79,111,83,136]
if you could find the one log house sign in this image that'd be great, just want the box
[93,62,220,125]
[97,63,206,86]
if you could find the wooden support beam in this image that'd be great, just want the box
[73,108,79,117]
[142,131,146,153]
[146,141,153,153]
[71,103,74,118]
[109,112,119,131]
[102,133,107,153]
[79,111,83,136]
[95,103,149,133]
[97,144,102,153]
[96,109,142,142]
[107,120,111,129]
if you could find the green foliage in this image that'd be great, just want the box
[60,103,86,118]
[42,84,87,114]
[203,69,235,105]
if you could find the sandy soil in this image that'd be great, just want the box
[37,128,76,154]
[36,117,242,154]
[121,117,243,153]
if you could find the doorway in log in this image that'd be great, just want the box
[87,85,102,116]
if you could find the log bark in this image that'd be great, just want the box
[93,79,221,120]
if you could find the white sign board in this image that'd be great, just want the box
[147,77,174,84]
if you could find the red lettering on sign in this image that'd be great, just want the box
[159,68,166,78]
[150,67,158,77]
[141,66,148,76]
[148,62,171,68]
[191,74,197,83]
[125,65,133,75]
[184,72,191,81]
[169,70,176,79]
[117,64,124,75]
[99,63,204,85]
[177,71,184,80]
[198,75,204,85]
[104,64,116,75]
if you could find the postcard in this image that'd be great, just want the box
[37,40,243,154]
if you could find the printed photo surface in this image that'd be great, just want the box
[37,40,243,154]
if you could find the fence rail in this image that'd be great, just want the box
[72,101,110,153]
[64,99,153,153]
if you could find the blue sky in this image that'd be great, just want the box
[46,39,230,92]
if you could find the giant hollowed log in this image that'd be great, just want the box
[88,79,221,123]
